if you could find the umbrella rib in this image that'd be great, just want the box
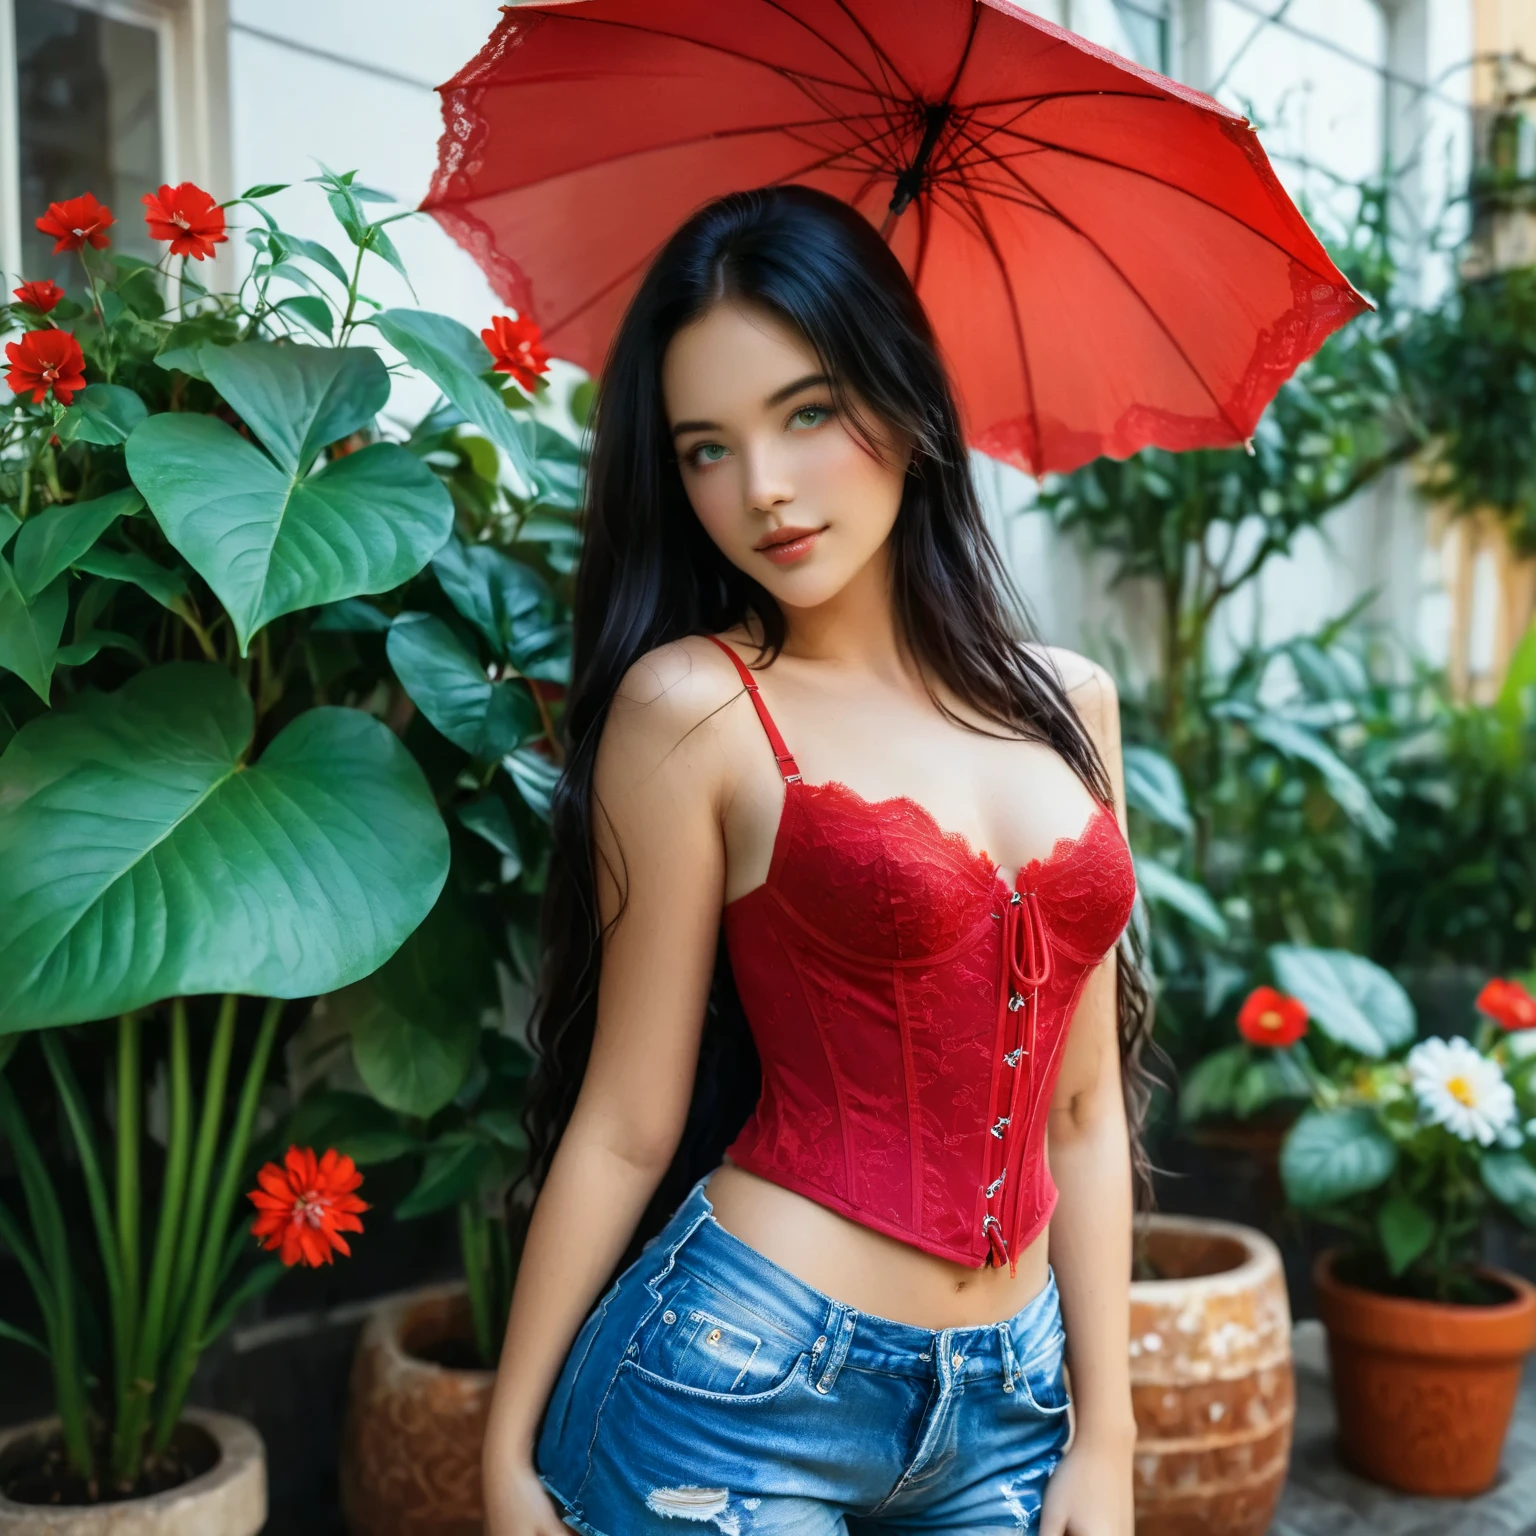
[962,88,1170,112]
[934,177,1042,467]
[948,119,1249,438]
[537,13,896,102]
[752,0,893,100]
[962,117,1345,282]
[823,0,919,104]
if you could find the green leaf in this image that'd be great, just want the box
[387,614,540,758]
[1179,1043,1247,1123]
[395,1139,495,1221]
[0,565,66,702]
[1496,618,1536,727]
[274,294,335,341]
[456,794,522,878]
[375,310,537,488]
[281,233,352,289]
[239,182,290,199]
[1377,1193,1435,1275]
[1247,713,1394,846]
[474,1107,528,1150]
[1135,857,1228,939]
[280,1089,422,1165]
[504,746,560,821]
[12,489,143,600]
[55,630,146,667]
[1269,945,1416,1058]
[1233,1050,1312,1118]
[54,384,147,448]
[0,663,449,1032]
[430,535,548,659]
[529,422,585,510]
[310,598,392,633]
[330,886,496,1118]
[1123,745,1194,835]
[127,407,452,653]
[72,544,187,613]
[1280,1106,1397,1207]
[0,509,19,552]
[1482,1151,1536,1229]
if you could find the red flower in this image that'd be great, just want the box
[482,313,550,392]
[12,279,64,314]
[248,1145,368,1268]
[1237,986,1309,1048]
[5,329,86,404]
[35,192,114,254]
[142,182,227,261]
[1478,978,1536,1033]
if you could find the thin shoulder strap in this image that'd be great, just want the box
[703,634,802,783]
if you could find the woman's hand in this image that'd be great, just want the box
[484,1459,571,1536]
[1039,1427,1135,1536]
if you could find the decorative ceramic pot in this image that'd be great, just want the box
[1129,1214,1294,1536]
[0,1409,265,1536]
[1314,1250,1536,1496]
[340,1282,495,1536]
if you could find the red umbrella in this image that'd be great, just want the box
[423,0,1367,476]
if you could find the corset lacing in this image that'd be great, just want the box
[983,886,1053,1274]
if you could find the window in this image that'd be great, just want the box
[1112,0,1171,75]
[14,0,164,286]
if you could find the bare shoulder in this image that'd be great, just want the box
[597,633,750,783]
[1025,643,1118,740]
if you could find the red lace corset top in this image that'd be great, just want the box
[704,635,1138,1270]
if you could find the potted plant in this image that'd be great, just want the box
[1276,962,1536,1495]
[0,166,564,1525]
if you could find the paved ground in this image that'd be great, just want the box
[1273,1322,1536,1536]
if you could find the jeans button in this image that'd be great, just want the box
[951,1352,964,1370]
[662,1310,677,1325]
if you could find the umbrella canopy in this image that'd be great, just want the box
[423,0,1367,476]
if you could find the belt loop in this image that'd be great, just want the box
[996,1319,1019,1394]
[814,1302,858,1394]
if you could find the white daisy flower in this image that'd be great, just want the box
[1407,1037,1517,1146]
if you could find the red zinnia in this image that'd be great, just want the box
[142,181,227,261]
[13,279,64,314]
[482,313,550,392]
[1478,977,1536,1033]
[1237,986,1309,1048]
[35,192,114,254]
[248,1145,368,1268]
[5,329,86,404]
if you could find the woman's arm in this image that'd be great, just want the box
[482,641,738,1535]
[1041,653,1137,1536]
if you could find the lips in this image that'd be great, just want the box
[754,525,826,565]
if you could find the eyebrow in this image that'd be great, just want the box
[670,373,831,438]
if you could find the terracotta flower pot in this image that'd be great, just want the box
[1314,1249,1536,1496]
[1129,1214,1294,1536]
[340,1282,495,1536]
[0,1409,265,1536]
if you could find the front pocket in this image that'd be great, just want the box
[1016,1327,1071,1416]
[632,1276,807,1400]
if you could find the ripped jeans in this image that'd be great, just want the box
[535,1174,1072,1534]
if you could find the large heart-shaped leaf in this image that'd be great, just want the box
[128,420,451,653]
[1269,945,1415,1058]
[1247,713,1394,847]
[375,310,536,489]
[0,564,66,702]
[126,341,453,652]
[0,663,448,1032]
[1122,745,1193,835]
[55,384,147,447]
[1134,857,1227,939]
[430,535,550,659]
[328,887,496,1118]
[387,613,540,758]
[1280,1106,1397,1207]
[13,489,143,600]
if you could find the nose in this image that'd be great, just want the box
[740,436,794,514]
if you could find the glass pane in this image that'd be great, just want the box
[1112,0,1170,74]
[15,0,163,287]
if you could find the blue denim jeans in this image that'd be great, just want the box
[535,1174,1072,1534]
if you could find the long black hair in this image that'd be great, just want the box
[524,186,1156,1266]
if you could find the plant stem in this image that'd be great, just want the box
[110,1003,193,1486]
[337,237,368,344]
[116,1015,141,1349]
[459,1200,494,1366]
[151,998,282,1454]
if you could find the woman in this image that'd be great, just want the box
[483,185,1150,1536]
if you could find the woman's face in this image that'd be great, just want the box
[662,301,908,608]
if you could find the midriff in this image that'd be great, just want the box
[704,1158,1051,1328]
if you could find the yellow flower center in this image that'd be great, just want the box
[1259,1009,1283,1032]
[1446,1075,1476,1108]
[173,212,190,229]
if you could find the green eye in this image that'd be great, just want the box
[792,406,830,429]
[692,442,728,465]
